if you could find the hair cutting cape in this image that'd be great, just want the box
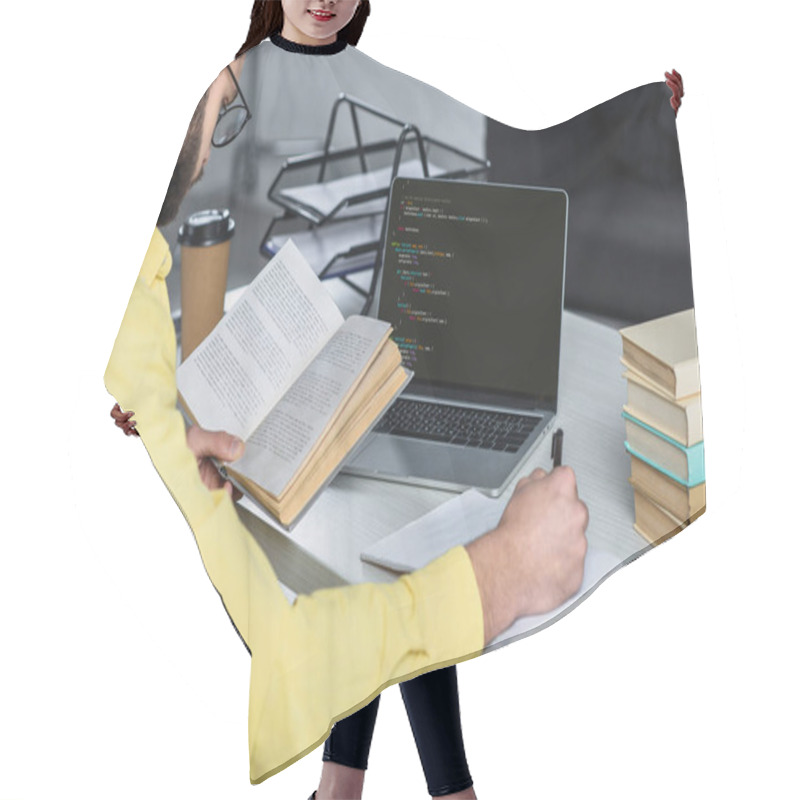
[105,37,702,783]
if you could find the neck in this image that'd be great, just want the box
[270,32,347,56]
[281,20,337,47]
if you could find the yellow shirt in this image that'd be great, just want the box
[104,229,484,783]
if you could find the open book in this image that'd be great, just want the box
[177,240,411,526]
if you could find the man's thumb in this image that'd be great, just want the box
[214,431,245,462]
[189,426,245,462]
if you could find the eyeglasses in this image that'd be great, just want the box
[212,66,252,148]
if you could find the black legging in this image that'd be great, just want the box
[323,665,472,797]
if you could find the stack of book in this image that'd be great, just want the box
[619,309,706,545]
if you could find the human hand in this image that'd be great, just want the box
[665,69,684,115]
[111,403,138,436]
[495,466,589,614]
[467,466,589,644]
[185,424,245,498]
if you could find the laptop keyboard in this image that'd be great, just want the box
[374,399,540,453]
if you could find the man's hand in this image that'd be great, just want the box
[185,424,245,497]
[665,69,684,115]
[110,403,244,496]
[111,403,138,436]
[466,466,589,644]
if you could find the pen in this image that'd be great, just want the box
[551,428,564,468]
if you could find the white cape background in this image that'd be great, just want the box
[2,1,796,798]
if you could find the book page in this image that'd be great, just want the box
[233,316,391,495]
[176,241,344,440]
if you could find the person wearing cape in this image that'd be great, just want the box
[108,0,689,791]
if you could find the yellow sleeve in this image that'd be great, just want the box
[104,229,485,783]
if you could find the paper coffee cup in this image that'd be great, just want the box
[178,209,235,359]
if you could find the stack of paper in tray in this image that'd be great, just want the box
[619,309,706,544]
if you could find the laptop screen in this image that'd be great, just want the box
[377,178,567,411]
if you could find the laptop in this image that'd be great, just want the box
[343,177,568,496]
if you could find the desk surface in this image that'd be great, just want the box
[237,310,648,600]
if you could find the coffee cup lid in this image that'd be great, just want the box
[178,208,235,247]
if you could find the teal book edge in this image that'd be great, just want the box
[624,442,705,487]
[622,411,705,485]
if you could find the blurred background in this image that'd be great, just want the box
[164,42,693,332]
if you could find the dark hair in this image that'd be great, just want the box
[236,1,371,58]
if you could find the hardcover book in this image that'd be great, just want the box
[177,241,410,526]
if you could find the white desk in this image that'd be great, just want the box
[236,311,649,614]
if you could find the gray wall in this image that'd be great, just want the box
[164,48,693,328]
[487,82,693,325]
